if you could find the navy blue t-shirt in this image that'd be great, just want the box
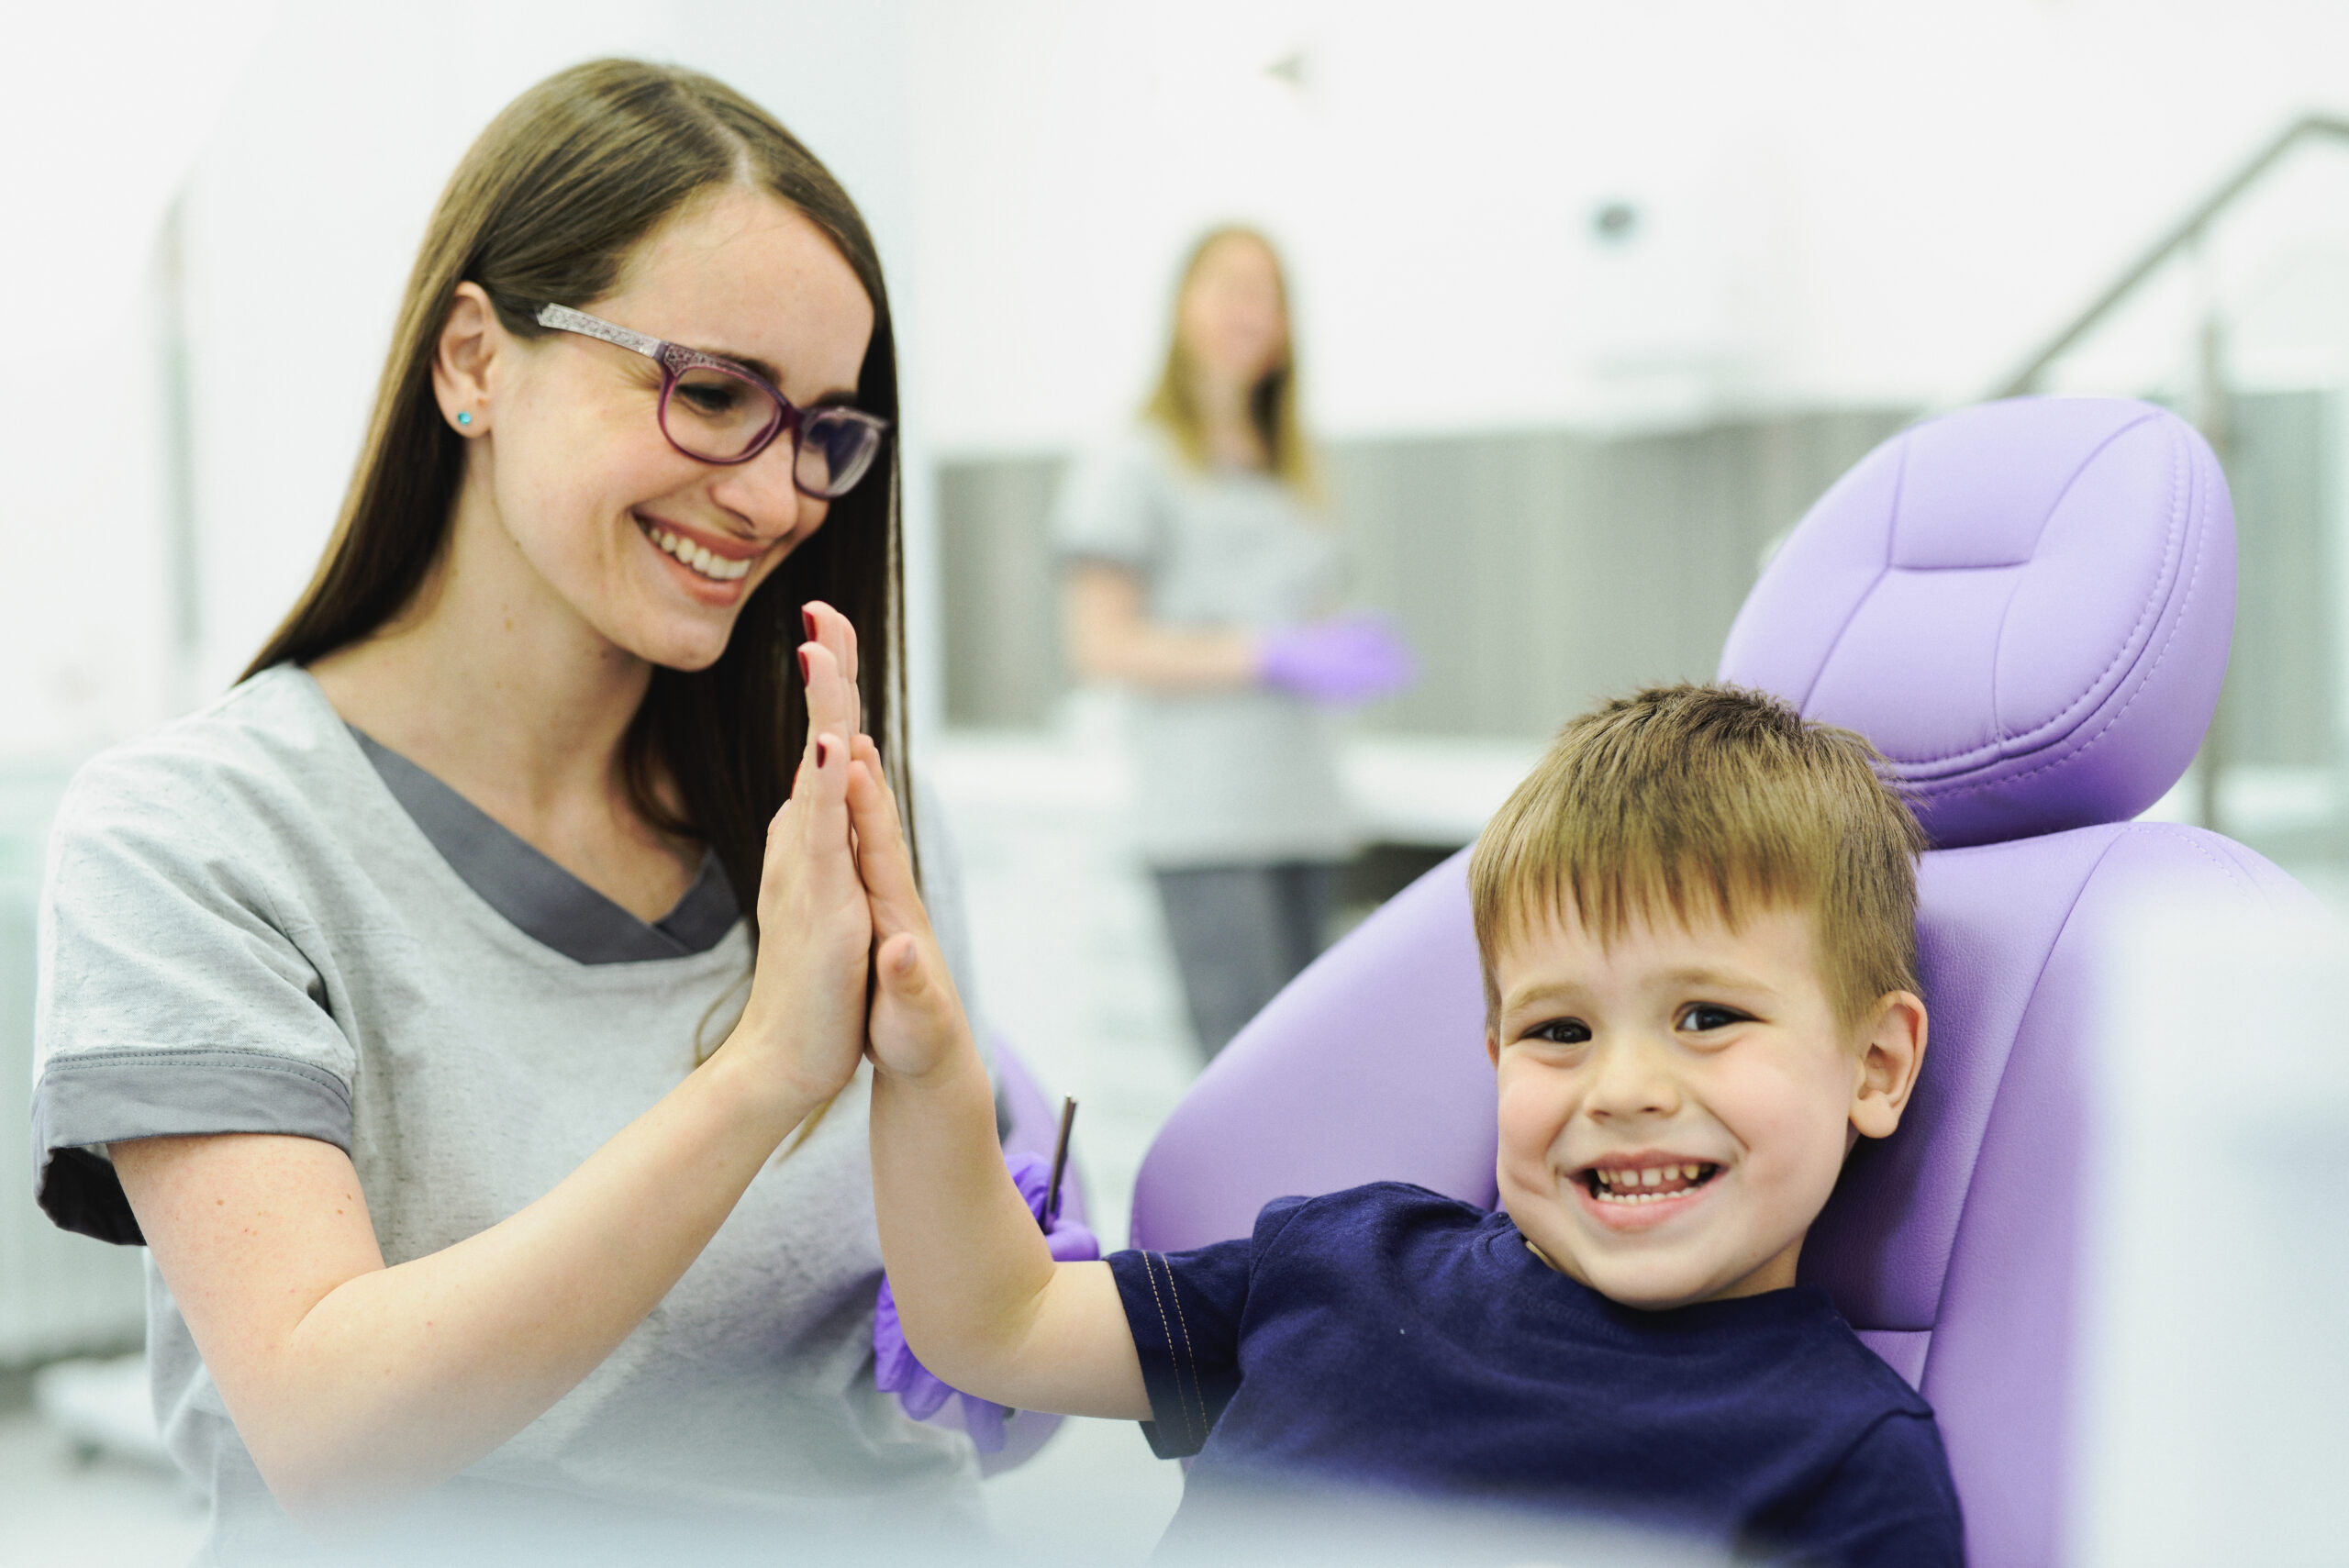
[1107,1183,1963,1565]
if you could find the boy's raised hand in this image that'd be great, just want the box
[852,727,1151,1426]
[843,735,973,1083]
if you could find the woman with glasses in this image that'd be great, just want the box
[29,60,980,1556]
[1057,228,1413,1061]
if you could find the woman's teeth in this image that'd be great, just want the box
[645,524,751,582]
[1590,1163,1714,1203]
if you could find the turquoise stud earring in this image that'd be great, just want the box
[456,410,473,427]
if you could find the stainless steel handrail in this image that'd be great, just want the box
[1991,114,2349,399]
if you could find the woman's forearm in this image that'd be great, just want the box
[117,1051,815,1529]
[1063,564,1258,691]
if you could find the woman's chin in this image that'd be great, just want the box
[615,616,734,674]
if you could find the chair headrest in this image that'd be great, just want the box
[1718,398,2234,849]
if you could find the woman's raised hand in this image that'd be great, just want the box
[721,602,874,1118]
[845,735,974,1084]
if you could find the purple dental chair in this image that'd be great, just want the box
[1128,398,2319,1566]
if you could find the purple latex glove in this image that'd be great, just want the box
[874,1150,1099,1452]
[1256,613,1417,706]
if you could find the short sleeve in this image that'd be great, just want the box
[1750,1409,1966,1568]
[1105,1194,1312,1459]
[1051,437,1167,573]
[31,763,358,1245]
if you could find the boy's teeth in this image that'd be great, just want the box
[1592,1162,1713,1202]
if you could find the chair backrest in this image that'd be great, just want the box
[1129,398,2319,1567]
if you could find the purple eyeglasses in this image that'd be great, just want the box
[534,303,888,499]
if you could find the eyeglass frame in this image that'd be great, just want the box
[531,302,890,497]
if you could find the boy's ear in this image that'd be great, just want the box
[1849,990,1928,1140]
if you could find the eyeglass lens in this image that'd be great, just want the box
[662,365,784,464]
[796,410,884,498]
[659,365,883,499]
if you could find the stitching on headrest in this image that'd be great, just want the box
[1799,437,1910,714]
[1887,420,2188,772]
[1974,420,2106,760]
[1909,436,2214,808]
[1921,826,2122,1335]
[2164,821,2258,896]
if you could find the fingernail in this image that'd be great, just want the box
[816,737,831,767]
[802,607,818,640]
[797,649,810,684]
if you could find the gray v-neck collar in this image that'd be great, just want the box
[350,726,740,964]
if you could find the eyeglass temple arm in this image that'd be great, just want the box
[535,303,666,363]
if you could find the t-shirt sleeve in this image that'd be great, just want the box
[1105,1194,1311,1459]
[1751,1408,1966,1568]
[30,762,358,1245]
[1051,439,1164,573]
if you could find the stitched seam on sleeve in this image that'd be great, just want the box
[1156,1252,1212,1449]
[39,1049,351,1102]
[1137,1254,1189,1446]
[1144,1252,1210,1450]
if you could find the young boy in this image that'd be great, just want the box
[835,684,1964,1563]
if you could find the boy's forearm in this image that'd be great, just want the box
[868,1043,1150,1419]
[869,1044,1060,1385]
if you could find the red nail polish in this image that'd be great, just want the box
[802,607,818,640]
[816,737,830,767]
[797,649,810,684]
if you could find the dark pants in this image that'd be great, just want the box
[1151,862,1337,1061]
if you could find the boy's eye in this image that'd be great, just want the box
[1524,1018,1591,1046]
[1677,1004,1747,1034]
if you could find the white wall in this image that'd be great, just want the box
[11,0,2349,762]
[0,1,934,761]
[903,0,2349,449]
[0,2,277,762]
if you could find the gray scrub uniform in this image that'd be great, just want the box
[30,665,983,1562]
[1053,428,1355,1056]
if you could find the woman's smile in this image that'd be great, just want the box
[634,511,769,605]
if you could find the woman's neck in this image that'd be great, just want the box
[307,476,680,900]
[1189,369,1268,471]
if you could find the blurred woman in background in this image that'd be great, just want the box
[1056,228,1412,1060]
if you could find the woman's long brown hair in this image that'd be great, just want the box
[1141,225,1320,500]
[244,59,912,938]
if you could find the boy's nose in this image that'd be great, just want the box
[1583,1039,1680,1120]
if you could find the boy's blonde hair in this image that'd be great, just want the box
[1469,684,1926,1029]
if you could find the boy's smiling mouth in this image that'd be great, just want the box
[1569,1154,1722,1227]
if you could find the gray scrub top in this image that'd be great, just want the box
[1053,428,1354,868]
[29,665,983,1562]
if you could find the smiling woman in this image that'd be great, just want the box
[25,59,987,1561]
